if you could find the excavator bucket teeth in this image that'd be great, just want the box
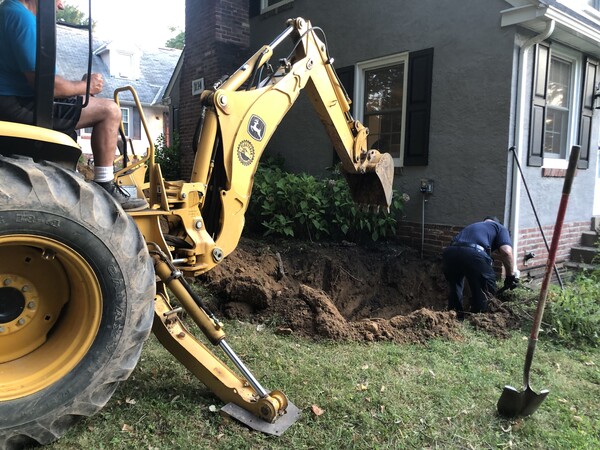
[344,153,394,210]
[221,401,302,436]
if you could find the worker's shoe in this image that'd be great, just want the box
[95,181,149,211]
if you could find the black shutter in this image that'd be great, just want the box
[528,43,550,167]
[249,0,261,17]
[336,65,355,103]
[577,57,598,169]
[133,108,141,140]
[404,48,433,166]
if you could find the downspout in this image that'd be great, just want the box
[509,19,555,276]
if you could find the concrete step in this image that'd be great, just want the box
[570,246,600,264]
[564,261,599,277]
[581,230,599,247]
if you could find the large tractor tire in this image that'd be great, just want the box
[0,156,155,449]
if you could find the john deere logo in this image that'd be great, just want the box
[237,140,255,166]
[248,115,266,141]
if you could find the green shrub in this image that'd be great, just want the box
[247,161,407,242]
[546,271,600,347]
[154,132,181,180]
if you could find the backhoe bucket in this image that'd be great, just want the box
[344,152,394,210]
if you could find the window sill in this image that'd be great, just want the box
[542,167,566,177]
[542,158,568,170]
[261,0,294,15]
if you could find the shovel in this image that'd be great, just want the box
[497,145,580,418]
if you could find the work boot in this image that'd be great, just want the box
[95,181,149,211]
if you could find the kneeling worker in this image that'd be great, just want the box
[442,216,517,317]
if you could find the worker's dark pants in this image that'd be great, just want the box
[442,246,497,314]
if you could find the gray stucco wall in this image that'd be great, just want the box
[250,0,517,227]
[508,29,598,231]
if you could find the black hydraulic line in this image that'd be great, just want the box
[509,146,564,289]
[192,106,207,154]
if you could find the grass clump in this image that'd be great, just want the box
[546,268,600,347]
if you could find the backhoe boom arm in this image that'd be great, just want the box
[190,18,393,270]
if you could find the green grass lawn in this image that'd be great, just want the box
[47,320,599,450]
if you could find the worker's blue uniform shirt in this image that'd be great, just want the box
[0,0,37,96]
[451,220,513,253]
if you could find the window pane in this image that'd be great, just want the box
[121,108,130,137]
[363,62,404,159]
[547,58,571,108]
[544,109,568,156]
[364,64,404,113]
[544,56,571,158]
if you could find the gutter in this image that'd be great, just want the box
[509,19,555,276]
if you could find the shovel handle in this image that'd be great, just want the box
[529,145,580,342]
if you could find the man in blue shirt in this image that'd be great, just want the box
[0,0,147,211]
[442,216,517,318]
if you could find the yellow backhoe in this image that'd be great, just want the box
[0,5,393,448]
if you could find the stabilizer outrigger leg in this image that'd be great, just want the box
[148,244,301,435]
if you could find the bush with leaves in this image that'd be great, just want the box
[154,132,181,180]
[247,161,407,242]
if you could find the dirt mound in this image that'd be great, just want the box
[200,238,519,343]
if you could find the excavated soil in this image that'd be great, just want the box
[200,237,521,343]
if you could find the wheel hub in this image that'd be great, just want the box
[0,236,102,400]
[0,286,25,324]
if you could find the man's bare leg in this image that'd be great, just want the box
[77,97,148,210]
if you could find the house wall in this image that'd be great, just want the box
[249,0,516,228]
[179,0,250,178]
[505,28,599,269]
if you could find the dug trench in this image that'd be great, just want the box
[199,238,522,342]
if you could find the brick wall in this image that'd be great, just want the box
[397,221,461,257]
[398,219,590,277]
[179,0,250,178]
[517,220,589,278]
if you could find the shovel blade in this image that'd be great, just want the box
[497,385,549,418]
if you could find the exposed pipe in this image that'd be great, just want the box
[421,192,426,258]
[509,19,555,277]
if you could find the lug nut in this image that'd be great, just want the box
[0,326,5,333]
[27,301,36,309]
[3,278,12,286]
[17,318,25,326]
[22,285,30,292]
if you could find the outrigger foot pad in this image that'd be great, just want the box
[220,401,302,436]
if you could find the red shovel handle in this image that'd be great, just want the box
[530,145,580,341]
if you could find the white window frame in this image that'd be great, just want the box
[542,45,582,169]
[354,53,409,167]
[120,107,131,138]
[557,1,600,22]
[260,0,293,14]
[114,51,134,79]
